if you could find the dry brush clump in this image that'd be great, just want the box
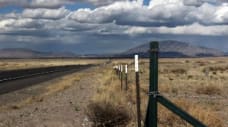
[87,68,132,127]
[195,84,222,95]
[203,66,228,73]
[159,68,187,74]
[171,68,187,75]
[87,102,131,127]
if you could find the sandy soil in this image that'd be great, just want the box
[0,66,103,127]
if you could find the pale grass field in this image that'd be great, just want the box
[90,57,228,127]
[0,64,93,112]
[0,59,108,112]
[0,59,107,71]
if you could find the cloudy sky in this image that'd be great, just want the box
[0,0,228,54]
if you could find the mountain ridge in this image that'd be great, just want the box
[122,40,224,58]
[0,48,77,58]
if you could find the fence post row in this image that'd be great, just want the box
[144,41,207,127]
[114,64,128,91]
[135,55,142,127]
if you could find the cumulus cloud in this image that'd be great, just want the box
[76,0,125,6]
[0,0,126,8]
[68,0,228,27]
[125,23,228,36]
[28,0,71,8]
[22,7,70,19]
[0,18,44,33]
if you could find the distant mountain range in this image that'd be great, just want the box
[0,40,226,58]
[121,40,225,58]
[0,48,77,58]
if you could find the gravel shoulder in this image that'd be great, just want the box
[0,66,104,127]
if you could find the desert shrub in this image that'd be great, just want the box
[187,75,194,79]
[203,66,228,73]
[171,68,187,74]
[159,68,169,74]
[87,102,131,127]
[196,85,222,95]
[185,60,190,63]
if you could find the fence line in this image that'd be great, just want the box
[112,42,228,127]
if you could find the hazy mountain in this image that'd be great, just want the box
[122,40,224,58]
[0,48,77,58]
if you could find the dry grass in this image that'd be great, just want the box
[158,99,223,127]
[0,59,108,71]
[44,74,81,95]
[87,67,133,127]
[0,67,86,112]
[90,57,227,127]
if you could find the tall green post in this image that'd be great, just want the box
[145,42,159,127]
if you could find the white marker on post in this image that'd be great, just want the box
[121,65,123,72]
[135,55,139,72]
[125,64,128,74]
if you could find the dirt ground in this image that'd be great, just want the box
[0,66,105,127]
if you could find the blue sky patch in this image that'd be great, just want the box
[0,5,23,14]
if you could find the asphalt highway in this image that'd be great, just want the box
[0,65,93,95]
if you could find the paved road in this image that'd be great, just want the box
[0,65,93,95]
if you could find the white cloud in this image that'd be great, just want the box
[214,3,228,23]
[0,0,126,8]
[29,0,73,8]
[68,0,228,27]
[22,7,70,19]
[77,0,125,6]
[125,23,228,36]
[0,18,43,30]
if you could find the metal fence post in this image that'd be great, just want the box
[121,65,123,90]
[145,42,159,127]
[119,65,121,80]
[135,55,142,127]
[144,41,206,127]
[125,64,128,91]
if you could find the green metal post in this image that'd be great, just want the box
[145,42,159,127]
[157,96,207,127]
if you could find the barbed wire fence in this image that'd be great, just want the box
[112,42,228,127]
